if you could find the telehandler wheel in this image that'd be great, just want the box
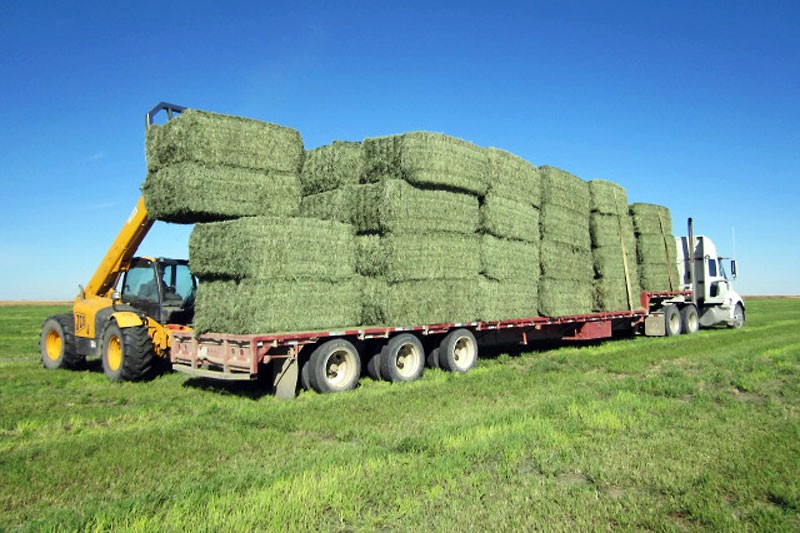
[729,303,745,329]
[439,329,478,373]
[380,333,425,383]
[664,305,682,336]
[101,321,156,382]
[680,304,700,334]
[40,314,84,370]
[307,339,361,393]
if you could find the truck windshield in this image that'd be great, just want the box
[719,259,728,280]
[122,263,159,303]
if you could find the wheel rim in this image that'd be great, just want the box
[688,310,698,332]
[107,335,122,371]
[393,343,421,378]
[45,330,62,361]
[734,307,744,328]
[669,313,680,334]
[325,349,356,387]
[452,336,476,370]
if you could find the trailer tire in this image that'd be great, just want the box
[680,304,699,334]
[664,305,682,337]
[101,322,156,381]
[426,347,441,369]
[366,350,383,381]
[300,358,312,390]
[40,314,84,370]
[729,303,745,329]
[380,333,425,383]
[307,339,361,393]
[439,329,478,373]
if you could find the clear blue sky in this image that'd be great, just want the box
[1,1,798,299]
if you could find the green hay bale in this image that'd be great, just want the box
[298,187,354,224]
[354,233,479,282]
[479,277,539,321]
[638,264,677,292]
[360,278,481,326]
[194,278,362,334]
[629,203,673,235]
[362,132,489,195]
[189,217,355,281]
[593,277,640,312]
[539,240,594,281]
[538,278,593,317]
[589,180,628,215]
[592,245,639,285]
[487,147,541,206]
[146,109,304,173]
[635,234,677,266]
[300,141,362,195]
[539,205,591,250]
[142,162,301,223]
[480,194,541,243]
[539,165,590,210]
[480,235,540,282]
[589,213,636,249]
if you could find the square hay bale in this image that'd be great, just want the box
[189,217,355,281]
[300,141,362,195]
[539,205,591,251]
[142,162,301,223]
[298,187,354,224]
[362,132,489,195]
[479,277,539,321]
[538,278,593,317]
[480,194,541,243]
[354,233,479,282]
[593,277,640,312]
[539,240,594,281]
[194,278,362,334]
[638,263,677,292]
[635,233,678,266]
[487,147,541,206]
[360,278,482,327]
[589,180,628,215]
[629,203,673,235]
[480,235,540,282]
[539,165,590,210]
[589,213,636,249]
[592,245,639,286]
[146,109,304,173]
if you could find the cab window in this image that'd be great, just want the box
[122,264,159,303]
[159,263,196,305]
[707,258,717,277]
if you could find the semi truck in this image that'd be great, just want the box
[39,103,745,398]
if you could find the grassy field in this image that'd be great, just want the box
[1,300,798,531]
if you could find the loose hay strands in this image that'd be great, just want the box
[538,278,593,317]
[480,194,541,243]
[362,132,489,195]
[480,235,540,282]
[300,141,362,195]
[194,278,362,334]
[189,217,355,281]
[539,240,595,281]
[145,109,304,173]
[479,277,539,321]
[539,205,591,251]
[539,165,590,210]
[487,147,541,206]
[142,162,301,223]
[589,180,628,215]
[629,203,673,235]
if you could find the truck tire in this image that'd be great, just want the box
[729,303,745,329]
[426,347,441,369]
[680,304,699,334]
[366,350,383,381]
[307,339,361,393]
[439,329,478,373]
[300,357,312,390]
[380,333,425,383]
[40,314,84,370]
[664,305,682,336]
[101,321,156,382]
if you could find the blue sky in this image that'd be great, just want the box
[1,0,798,299]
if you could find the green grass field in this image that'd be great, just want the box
[1,300,798,531]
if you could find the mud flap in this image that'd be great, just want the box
[271,356,298,399]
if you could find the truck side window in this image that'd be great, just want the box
[708,258,717,277]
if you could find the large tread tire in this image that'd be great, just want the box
[307,339,361,393]
[101,322,156,382]
[680,304,699,334]
[439,329,478,373]
[40,314,84,370]
[664,305,682,336]
[380,333,425,383]
[729,303,746,329]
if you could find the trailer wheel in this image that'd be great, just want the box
[439,329,478,373]
[426,347,441,369]
[101,321,156,381]
[307,339,361,393]
[366,350,383,381]
[380,333,425,382]
[40,314,83,370]
[664,305,682,336]
[680,304,699,334]
[300,357,312,390]
[729,303,745,329]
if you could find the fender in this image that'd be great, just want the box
[110,311,144,328]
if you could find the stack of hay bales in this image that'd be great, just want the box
[630,203,679,292]
[589,180,640,311]
[479,148,541,321]
[538,166,594,316]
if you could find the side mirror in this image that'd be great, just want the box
[730,260,737,279]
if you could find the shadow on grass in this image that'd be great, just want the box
[180,374,275,400]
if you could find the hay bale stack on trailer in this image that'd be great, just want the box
[630,203,680,292]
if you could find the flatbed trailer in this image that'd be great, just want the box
[169,291,693,398]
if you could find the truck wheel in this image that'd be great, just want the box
[40,314,83,370]
[729,303,745,329]
[664,305,682,336]
[366,350,383,381]
[101,322,156,382]
[300,357,312,390]
[439,329,478,373]
[307,339,361,393]
[680,305,699,334]
[426,347,441,369]
[380,333,425,382]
